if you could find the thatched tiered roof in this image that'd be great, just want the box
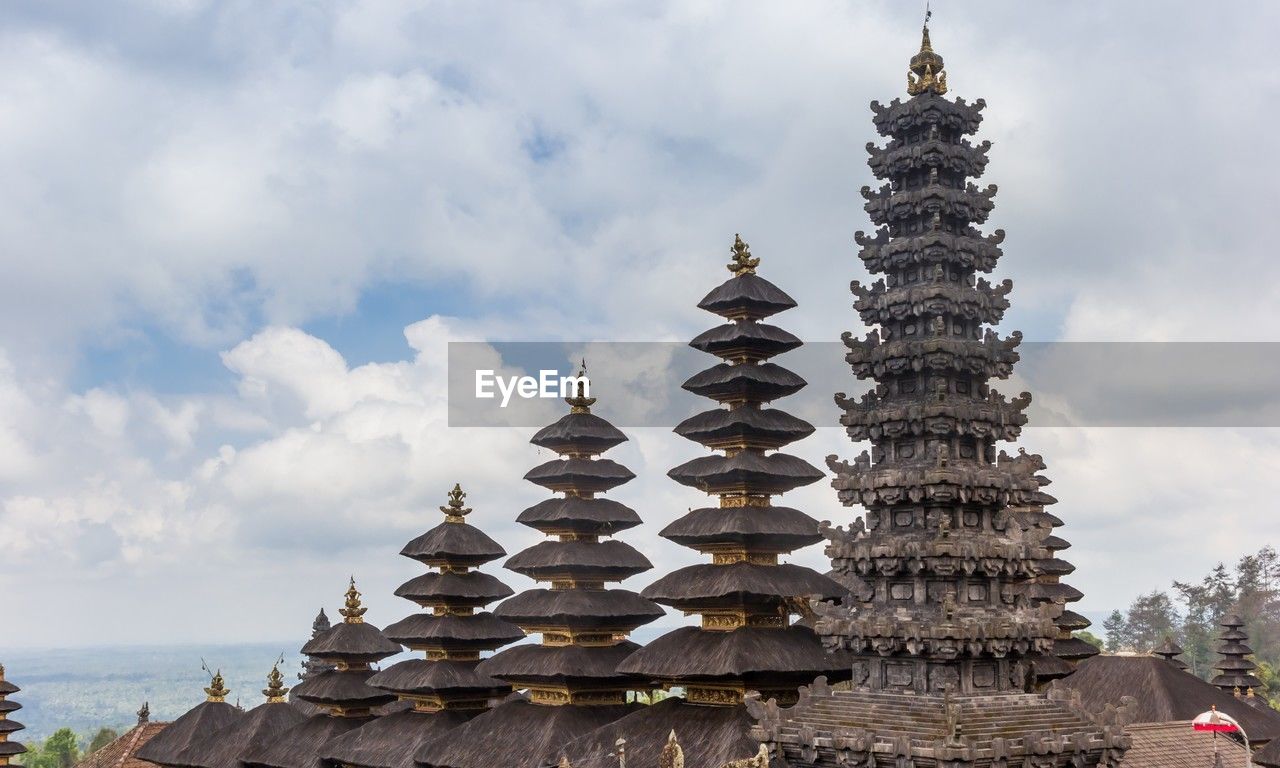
[324,486,523,768]
[179,665,304,768]
[415,378,662,768]
[1212,614,1265,697]
[0,665,26,767]
[242,580,400,768]
[136,671,241,768]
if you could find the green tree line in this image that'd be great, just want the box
[1103,544,1280,704]
[16,726,119,768]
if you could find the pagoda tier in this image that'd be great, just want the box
[326,486,523,768]
[414,381,662,768]
[755,25,1130,768]
[137,671,242,768]
[1153,636,1188,671]
[1212,614,1265,696]
[0,666,25,767]
[299,610,336,681]
[181,665,306,768]
[244,580,400,768]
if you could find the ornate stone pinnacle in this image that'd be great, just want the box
[727,234,759,276]
[204,669,230,702]
[565,360,595,414]
[659,731,684,768]
[907,25,948,96]
[137,701,150,723]
[340,577,367,624]
[440,483,473,522]
[263,663,289,702]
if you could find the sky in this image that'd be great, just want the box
[2,0,1280,651]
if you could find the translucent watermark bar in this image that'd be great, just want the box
[447,341,1280,428]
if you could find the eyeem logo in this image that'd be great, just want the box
[475,369,590,408]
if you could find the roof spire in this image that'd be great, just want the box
[441,483,473,522]
[564,359,595,414]
[137,701,150,724]
[340,576,367,624]
[203,669,230,702]
[907,8,948,96]
[263,661,289,703]
[726,234,759,276]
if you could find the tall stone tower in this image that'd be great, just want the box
[750,24,1132,767]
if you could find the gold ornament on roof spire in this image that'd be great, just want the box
[441,483,473,523]
[340,577,367,624]
[263,662,289,702]
[907,24,948,96]
[204,669,230,702]
[565,359,595,414]
[727,234,759,277]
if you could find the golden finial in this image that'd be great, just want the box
[340,577,367,624]
[440,483,473,523]
[726,234,759,277]
[263,662,289,702]
[565,359,595,414]
[659,730,684,768]
[0,663,5,681]
[906,9,948,96]
[204,669,230,702]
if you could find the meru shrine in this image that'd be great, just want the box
[6,21,1278,768]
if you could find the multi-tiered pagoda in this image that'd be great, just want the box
[179,664,305,768]
[243,580,401,768]
[325,486,523,768]
[1153,636,1188,671]
[0,665,25,767]
[557,237,848,767]
[751,25,1131,767]
[415,380,664,768]
[138,670,242,767]
[1212,614,1268,707]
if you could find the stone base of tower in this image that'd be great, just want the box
[749,678,1133,767]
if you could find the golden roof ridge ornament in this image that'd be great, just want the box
[441,483,472,523]
[565,359,595,414]
[727,234,759,277]
[907,7,947,96]
[204,669,230,702]
[263,661,289,702]
[340,576,367,624]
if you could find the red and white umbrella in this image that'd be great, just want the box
[1194,706,1242,733]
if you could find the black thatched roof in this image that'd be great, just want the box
[180,702,304,768]
[1053,636,1102,661]
[1255,733,1280,767]
[642,562,846,609]
[240,713,371,768]
[688,322,801,361]
[668,451,824,496]
[504,540,653,581]
[414,698,636,768]
[523,458,634,494]
[1061,655,1280,742]
[136,701,241,767]
[291,670,397,710]
[300,622,402,664]
[559,698,760,768]
[696,273,797,321]
[477,641,642,686]
[399,524,505,568]
[618,626,844,683]
[515,497,641,535]
[321,709,472,768]
[0,743,27,759]
[529,412,628,456]
[368,659,508,698]
[382,613,524,651]
[674,406,814,451]
[494,589,665,629]
[659,505,822,552]
[393,572,514,610]
[682,362,806,404]
[0,681,17,696]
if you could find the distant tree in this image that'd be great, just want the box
[1073,630,1104,650]
[87,728,119,755]
[1102,610,1128,652]
[43,728,79,768]
[1124,590,1180,653]
[1174,561,1237,677]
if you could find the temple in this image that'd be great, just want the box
[748,23,1131,767]
[136,670,241,767]
[324,486,523,768]
[559,238,850,767]
[179,665,305,768]
[1212,614,1266,703]
[0,666,25,767]
[413,378,664,768]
